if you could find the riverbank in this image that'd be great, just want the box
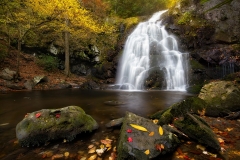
[0,50,89,93]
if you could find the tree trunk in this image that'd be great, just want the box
[16,28,21,78]
[64,18,70,76]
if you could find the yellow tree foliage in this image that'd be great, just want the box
[26,0,113,35]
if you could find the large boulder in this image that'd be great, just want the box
[173,113,221,151]
[117,112,180,160]
[198,81,240,111]
[150,97,207,125]
[16,106,98,147]
[0,68,17,81]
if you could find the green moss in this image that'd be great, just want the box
[200,0,209,4]
[177,12,192,25]
[36,55,58,71]
[187,84,203,94]
[190,59,205,70]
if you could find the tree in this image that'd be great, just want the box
[26,0,113,76]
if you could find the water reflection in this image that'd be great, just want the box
[0,89,193,159]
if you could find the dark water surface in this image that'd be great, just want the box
[0,89,192,159]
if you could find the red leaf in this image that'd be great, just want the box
[35,112,41,118]
[56,113,60,118]
[127,129,132,133]
[127,137,133,142]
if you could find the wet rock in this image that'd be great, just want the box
[24,79,34,90]
[16,106,98,147]
[173,113,221,151]
[105,117,124,128]
[0,68,17,81]
[104,101,126,106]
[33,75,48,85]
[50,83,72,89]
[80,80,99,90]
[5,81,25,90]
[117,112,180,160]
[199,81,240,112]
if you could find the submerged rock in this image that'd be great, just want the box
[105,117,124,128]
[117,112,180,160]
[16,106,98,147]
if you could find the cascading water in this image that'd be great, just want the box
[116,10,189,91]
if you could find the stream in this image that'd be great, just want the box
[0,89,192,159]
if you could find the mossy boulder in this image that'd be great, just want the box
[199,81,240,112]
[150,97,207,125]
[16,106,98,147]
[117,112,180,160]
[173,113,221,151]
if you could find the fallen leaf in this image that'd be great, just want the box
[127,129,132,133]
[100,144,105,149]
[130,124,148,132]
[155,144,164,151]
[35,112,41,118]
[127,137,133,142]
[64,152,69,157]
[218,138,224,144]
[149,131,154,136]
[144,149,150,155]
[226,128,233,132]
[88,144,95,149]
[51,154,63,160]
[159,126,163,135]
[101,139,112,145]
[152,119,158,124]
[88,147,96,153]
[56,113,60,118]
[88,154,97,160]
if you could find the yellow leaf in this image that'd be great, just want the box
[161,144,164,149]
[159,126,163,135]
[144,149,150,155]
[130,124,148,132]
[152,119,158,124]
[149,131,154,136]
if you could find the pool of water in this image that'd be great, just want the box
[0,89,193,159]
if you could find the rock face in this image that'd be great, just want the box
[16,106,98,147]
[117,112,180,160]
[162,0,240,88]
[199,81,240,111]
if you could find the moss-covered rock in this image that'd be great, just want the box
[150,97,207,125]
[199,81,240,111]
[16,106,98,147]
[117,112,180,160]
[173,113,221,151]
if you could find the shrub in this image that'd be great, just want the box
[36,55,58,71]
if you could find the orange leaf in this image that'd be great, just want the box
[149,132,154,136]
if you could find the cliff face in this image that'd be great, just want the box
[162,0,240,88]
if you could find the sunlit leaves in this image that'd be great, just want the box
[159,126,163,135]
[130,124,148,132]
[144,149,150,155]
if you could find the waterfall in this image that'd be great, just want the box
[116,10,189,91]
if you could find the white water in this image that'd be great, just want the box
[116,10,189,91]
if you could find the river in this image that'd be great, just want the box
[0,89,192,159]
